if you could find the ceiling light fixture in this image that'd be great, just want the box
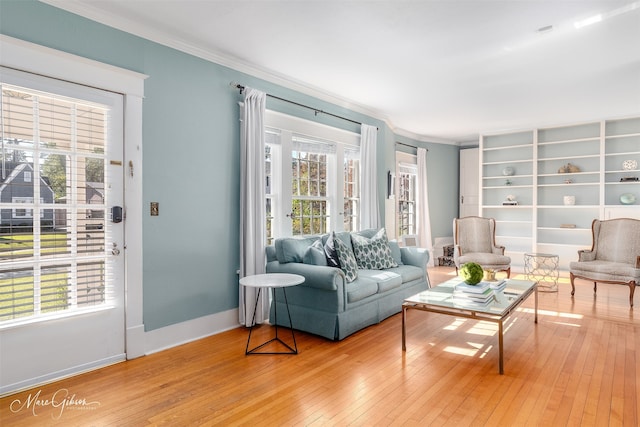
[537,25,554,33]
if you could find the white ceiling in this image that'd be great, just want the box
[44,0,640,143]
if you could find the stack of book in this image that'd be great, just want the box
[489,279,507,293]
[453,281,494,307]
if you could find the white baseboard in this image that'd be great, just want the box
[143,308,240,356]
[0,354,125,397]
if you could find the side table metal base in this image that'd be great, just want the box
[524,253,559,293]
[245,287,298,355]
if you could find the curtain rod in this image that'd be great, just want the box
[396,141,428,151]
[230,82,377,130]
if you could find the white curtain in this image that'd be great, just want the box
[360,123,380,229]
[417,147,434,266]
[239,87,269,327]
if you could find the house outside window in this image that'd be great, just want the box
[265,111,360,242]
[11,197,45,219]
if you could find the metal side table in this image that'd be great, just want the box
[240,273,304,355]
[524,253,559,292]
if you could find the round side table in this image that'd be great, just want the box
[524,253,559,292]
[239,273,305,355]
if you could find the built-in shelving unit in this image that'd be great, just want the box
[481,131,534,263]
[480,116,640,270]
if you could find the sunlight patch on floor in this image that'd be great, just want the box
[444,345,479,357]
[519,307,583,319]
[444,318,466,330]
[466,321,497,337]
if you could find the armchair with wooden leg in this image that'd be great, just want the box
[453,216,511,278]
[569,218,640,307]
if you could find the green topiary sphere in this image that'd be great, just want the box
[460,262,484,285]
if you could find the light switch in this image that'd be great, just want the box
[150,202,159,216]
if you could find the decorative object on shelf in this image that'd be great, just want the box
[564,178,573,184]
[502,195,518,206]
[620,177,639,182]
[505,179,512,185]
[558,163,581,174]
[619,193,637,205]
[563,195,576,206]
[560,224,577,228]
[502,166,515,176]
[622,159,638,170]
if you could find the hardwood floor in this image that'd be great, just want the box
[2,267,638,426]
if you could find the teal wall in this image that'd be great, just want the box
[1,0,459,331]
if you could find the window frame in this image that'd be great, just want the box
[395,151,418,239]
[265,110,360,240]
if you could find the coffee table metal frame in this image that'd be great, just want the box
[240,273,305,355]
[402,278,537,374]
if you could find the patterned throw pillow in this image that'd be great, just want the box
[324,232,341,268]
[333,233,358,282]
[351,228,398,270]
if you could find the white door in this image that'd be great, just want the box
[0,71,125,394]
[459,148,479,217]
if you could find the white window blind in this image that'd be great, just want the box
[0,83,111,323]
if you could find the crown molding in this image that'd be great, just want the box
[41,1,462,146]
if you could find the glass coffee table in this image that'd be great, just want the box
[402,277,537,374]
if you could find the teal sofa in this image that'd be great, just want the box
[265,229,431,340]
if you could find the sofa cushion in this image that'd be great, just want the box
[334,232,358,282]
[276,236,322,263]
[324,232,341,268]
[388,240,404,266]
[351,228,398,270]
[345,276,378,303]
[386,264,424,283]
[357,269,403,293]
[304,238,328,266]
[569,260,640,280]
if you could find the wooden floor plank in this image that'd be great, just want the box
[1,267,639,426]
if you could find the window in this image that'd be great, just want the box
[265,111,360,242]
[396,153,418,239]
[0,82,111,322]
[11,197,45,219]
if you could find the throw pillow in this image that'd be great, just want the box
[324,231,341,268]
[388,240,404,266]
[333,233,358,282]
[351,228,398,270]
[303,238,328,266]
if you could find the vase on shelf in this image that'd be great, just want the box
[563,195,575,206]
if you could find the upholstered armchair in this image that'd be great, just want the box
[569,218,640,307]
[453,216,511,278]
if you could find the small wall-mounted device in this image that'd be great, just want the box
[150,202,159,216]
[112,206,123,223]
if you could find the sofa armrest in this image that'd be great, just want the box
[577,249,596,262]
[401,247,430,270]
[266,260,344,292]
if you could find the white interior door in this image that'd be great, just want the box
[0,70,125,395]
[459,148,479,217]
